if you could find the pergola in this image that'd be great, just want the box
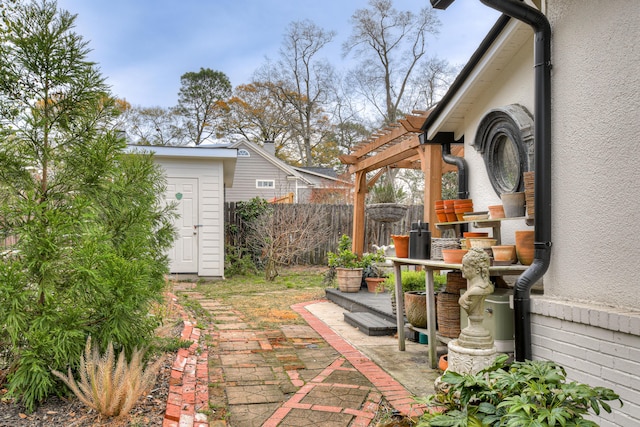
[340,110,463,255]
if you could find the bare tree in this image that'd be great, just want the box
[256,20,337,166]
[118,105,187,146]
[406,57,459,111]
[343,0,440,124]
[246,204,328,281]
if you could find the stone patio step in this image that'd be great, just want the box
[343,311,397,336]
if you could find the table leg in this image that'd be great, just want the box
[426,270,438,369]
[393,262,405,351]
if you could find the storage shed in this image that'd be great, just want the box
[127,145,237,277]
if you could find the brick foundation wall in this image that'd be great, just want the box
[531,297,640,426]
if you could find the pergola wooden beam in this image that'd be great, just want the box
[341,109,468,255]
[348,135,422,174]
[351,126,413,159]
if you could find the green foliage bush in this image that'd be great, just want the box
[225,197,270,276]
[417,354,622,426]
[0,1,175,411]
[327,234,360,269]
[327,234,385,270]
[385,270,446,293]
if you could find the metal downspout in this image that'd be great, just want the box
[442,142,469,200]
[480,0,552,361]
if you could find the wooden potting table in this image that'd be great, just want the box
[388,257,528,368]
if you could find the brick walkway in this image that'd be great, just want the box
[163,290,425,426]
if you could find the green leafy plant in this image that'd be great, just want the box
[226,197,271,275]
[417,354,622,427]
[52,337,164,418]
[327,234,385,270]
[224,244,259,277]
[368,180,407,204]
[385,271,446,293]
[327,234,360,269]
[363,262,387,279]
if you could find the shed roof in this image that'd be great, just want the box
[126,144,238,187]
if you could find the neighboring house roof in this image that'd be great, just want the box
[296,167,338,178]
[229,141,314,186]
[125,144,238,186]
[293,166,352,187]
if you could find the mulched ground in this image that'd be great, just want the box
[0,296,186,427]
[0,353,172,427]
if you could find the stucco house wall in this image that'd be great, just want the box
[545,1,640,306]
[465,25,535,245]
[426,2,640,424]
[531,3,640,424]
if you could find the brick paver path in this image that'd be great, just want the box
[164,287,424,426]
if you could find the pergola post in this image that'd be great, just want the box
[341,111,459,256]
[416,144,443,237]
[352,170,367,255]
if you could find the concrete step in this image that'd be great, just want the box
[325,288,398,324]
[343,311,397,336]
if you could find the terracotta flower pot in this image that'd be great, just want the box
[365,277,386,293]
[491,245,517,263]
[515,230,535,265]
[439,354,448,371]
[468,238,497,249]
[391,235,410,258]
[488,205,505,219]
[446,212,458,222]
[463,232,489,238]
[442,248,468,264]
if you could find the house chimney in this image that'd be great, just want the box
[263,140,275,155]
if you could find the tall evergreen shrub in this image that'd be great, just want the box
[0,0,176,410]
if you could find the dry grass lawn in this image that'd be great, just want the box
[191,265,329,328]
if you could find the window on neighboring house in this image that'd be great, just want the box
[238,149,250,157]
[256,180,275,189]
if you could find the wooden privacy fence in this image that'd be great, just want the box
[224,202,424,265]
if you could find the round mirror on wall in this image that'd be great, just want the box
[473,105,534,196]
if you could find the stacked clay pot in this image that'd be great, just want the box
[515,230,535,265]
[453,199,474,221]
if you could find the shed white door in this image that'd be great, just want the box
[167,178,199,273]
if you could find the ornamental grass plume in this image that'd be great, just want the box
[52,337,164,418]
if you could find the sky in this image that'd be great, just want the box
[55,0,501,109]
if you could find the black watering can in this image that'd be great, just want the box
[409,221,431,259]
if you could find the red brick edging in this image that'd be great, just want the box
[162,294,209,427]
[161,294,423,426]
[291,300,425,419]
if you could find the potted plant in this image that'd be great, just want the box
[385,271,446,325]
[363,262,388,293]
[366,177,408,223]
[328,235,386,293]
[328,234,361,292]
